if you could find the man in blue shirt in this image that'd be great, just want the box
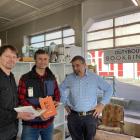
[60,55,113,140]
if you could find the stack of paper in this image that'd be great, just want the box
[14,106,45,117]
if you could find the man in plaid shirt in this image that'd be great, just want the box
[18,49,60,140]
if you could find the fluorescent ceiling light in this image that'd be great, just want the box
[131,0,139,6]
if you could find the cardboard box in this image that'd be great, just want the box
[124,120,140,138]
[53,129,62,140]
[94,130,134,140]
[21,57,34,62]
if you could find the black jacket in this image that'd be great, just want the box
[0,68,18,139]
[22,66,56,99]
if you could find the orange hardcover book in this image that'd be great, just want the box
[39,96,57,119]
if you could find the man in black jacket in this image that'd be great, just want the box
[0,45,36,140]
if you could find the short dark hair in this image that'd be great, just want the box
[0,45,18,56]
[71,55,85,64]
[34,49,49,60]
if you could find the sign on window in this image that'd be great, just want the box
[104,47,140,64]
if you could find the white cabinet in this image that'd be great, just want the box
[12,62,72,85]
[49,63,72,140]
[13,62,72,140]
[54,103,65,140]
[12,62,34,85]
[49,63,72,84]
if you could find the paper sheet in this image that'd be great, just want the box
[14,106,45,117]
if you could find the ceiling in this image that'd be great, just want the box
[0,0,83,31]
[0,0,137,32]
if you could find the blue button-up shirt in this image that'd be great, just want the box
[60,70,113,112]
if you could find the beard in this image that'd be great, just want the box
[74,70,80,75]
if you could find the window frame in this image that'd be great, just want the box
[87,12,140,51]
[29,27,75,48]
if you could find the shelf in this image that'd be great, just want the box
[54,122,64,128]
[16,61,35,64]
[50,62,65,65]
[64,121,67,124]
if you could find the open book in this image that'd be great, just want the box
[14,106,46,117]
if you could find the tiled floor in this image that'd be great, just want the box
[18,136,140,140]
[65,136,140,140]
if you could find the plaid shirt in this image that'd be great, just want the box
[18,69,60,128]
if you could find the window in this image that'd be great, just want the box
[30,28,75,49]
[87,12,140,50]
[30,34,44,44]
[86,12,140,101]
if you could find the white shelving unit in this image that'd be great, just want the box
[13,62,73,140]
[49,63,72,84]
[12,61,35,85]
[49,63,72,140]
[54,103,65,140]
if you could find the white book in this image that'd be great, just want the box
[14,106,45,117]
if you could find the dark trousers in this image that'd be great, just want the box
[0,122,18,140]
[9,136,17,140]
[67,112,97,140]
[0,136,17,140]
